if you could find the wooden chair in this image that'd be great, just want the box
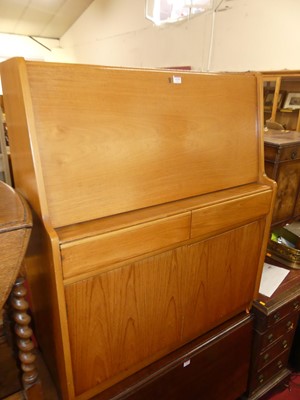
[0,181,42,399]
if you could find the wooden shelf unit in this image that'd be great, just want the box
[262,71,300,131]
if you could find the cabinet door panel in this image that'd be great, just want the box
[273,161,300,223]
[182,220,265,340]
[64,220,265,396]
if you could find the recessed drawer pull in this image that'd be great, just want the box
[282,340,288,349]
[293,301,300,310]
[277,360,283,369]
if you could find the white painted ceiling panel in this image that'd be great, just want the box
[0,0,95,39]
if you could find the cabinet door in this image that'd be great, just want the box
[294,190,300,219]
[64,220,265,397]
[272,161,300,224]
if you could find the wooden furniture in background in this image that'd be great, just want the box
[0,181,31,310]
[1,58,276,400]
[262,71,300,131]
[245,259,300,399]
[97,313,253,400]
[0,98,11,185]
[264,130,300,226]
[0,180,42,399]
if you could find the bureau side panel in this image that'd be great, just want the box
[64,219,265,397]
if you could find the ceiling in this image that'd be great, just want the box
[0,0,95,39]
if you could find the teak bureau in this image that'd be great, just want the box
[1,58,276,400]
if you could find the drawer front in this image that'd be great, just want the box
[279,146,300,162]
[256,331,295,371]
[254,298,300,332]
[61,212,191,279]
[248,350,290,394]
[264,144,278,162]
[191,191,272,239]
[259,313,298,350]
[264,144,300,162]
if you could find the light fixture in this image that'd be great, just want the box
[145,0,213,26]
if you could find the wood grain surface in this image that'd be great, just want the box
[65,220,264,396]
[5,60,259,227]
[0,58,275,400]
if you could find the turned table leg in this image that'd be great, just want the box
[10,276,43,399]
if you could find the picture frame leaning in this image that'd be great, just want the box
[283,92,300,109]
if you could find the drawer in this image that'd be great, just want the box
[61,212,191,279]
[256,331,294,371]
[264,144,300,162]
[248,350,290,395]
[278,146,300,162]
[191,191,272,239]
[256,313,298,350]
[254,298,300,332]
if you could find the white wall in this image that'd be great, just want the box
[212,0,300,71]
[1,1,300,72]
[0,33,68,63]
[60,0,300,71]
[60,0,214,70]
[0,33,70,94]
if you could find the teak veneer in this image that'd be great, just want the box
[1,58,276,399]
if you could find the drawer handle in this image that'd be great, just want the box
[277,360,283,369]
[291,151,297,159]
[273,312,280,322]
[268,333,274,343]
[286,321,294,331]
[282,339,288,349]
[259,374,264,383]
[294,301,300,310]
[263,353,269,362]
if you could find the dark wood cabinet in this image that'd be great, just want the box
[97,313,253,400]
[264,130,300,226]
[245,262,300,399]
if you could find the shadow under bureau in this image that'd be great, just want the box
[1,58,275,400]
